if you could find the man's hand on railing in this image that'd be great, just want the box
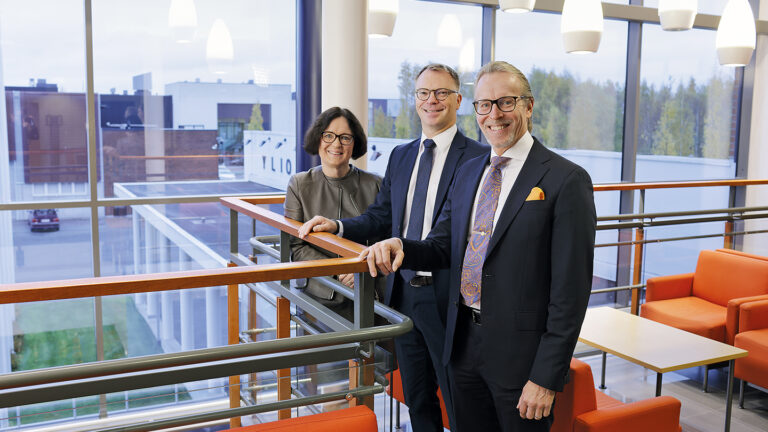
[338,273,355,288]
[359,238,404,277]
[298,216,338,239]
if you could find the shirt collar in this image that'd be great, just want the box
[421,124,457,153]
[491,130,533,162]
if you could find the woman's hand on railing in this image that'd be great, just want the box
[298,215,338,239]
[359,238,404,277]
[338,273,355,288]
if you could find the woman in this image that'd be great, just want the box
[284,107,382,319]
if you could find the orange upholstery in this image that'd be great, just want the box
[227,405,377,432]
[735,300,768,389]
[387,368,450,429]
[551,358,681,432]
[641,249,768,343]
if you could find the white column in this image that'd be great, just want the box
[160,238,175,344]
[322,0,369,169]
[744,0,768,256]
[132,211,146,306]
[145,222,160,317]
[205,287,218,348]
[179,252,195,351]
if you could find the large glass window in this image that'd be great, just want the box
[366,0,483,176]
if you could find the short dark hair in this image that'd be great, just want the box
[416,63,460,90]
[303,107,367,160]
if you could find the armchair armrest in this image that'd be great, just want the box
[739,299,768,332]
[574,396,681,432]
[645,273,694,302]
[726,294,768,343]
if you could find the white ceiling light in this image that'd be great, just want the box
[561,0,603,54]
[658,0,697,31]
[206,19,234,74]
[499,0,535,14]
[369,0,399,38]
[437,14,463,48]
[715,0,756,67]
[168,0,197,43]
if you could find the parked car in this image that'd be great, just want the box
[28,209,59,232]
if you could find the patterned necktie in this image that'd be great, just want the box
[460,156,511,305]
[401,139,435,284]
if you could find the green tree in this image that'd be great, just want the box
[566,80,620,151]
[246,103,264,130]
[652,83,695,156]
[370,106,394,137]
[397,61,423,137]
[458,114,479,140]
[702,75,734,159]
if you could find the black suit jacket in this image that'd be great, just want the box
[341,131,487,321]
[401,138,597,391]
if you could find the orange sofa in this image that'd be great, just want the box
[641,249,768,345]
[735,299,768,406]
[387,368,450,429]
[227,405,377,432]
[551,358,681,432]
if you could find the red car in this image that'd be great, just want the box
[28,209,60,232]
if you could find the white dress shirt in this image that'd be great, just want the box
[464,131,534,309]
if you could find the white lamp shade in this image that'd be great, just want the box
[437,14,463,47]
[658,0,697,31]
[206,19,234,74]
[499,0,536,13]
[716,0,756,66]
[369,0,399,38]
[561,0,603,54]
[168,0,197,43]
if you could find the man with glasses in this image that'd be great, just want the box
[358,61,596,431]
[299,64,486,431]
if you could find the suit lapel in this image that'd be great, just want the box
[431,132,468,226]
[486,140,551,256]
[392,139,420,236]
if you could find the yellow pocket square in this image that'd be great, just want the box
[525,187,545,201]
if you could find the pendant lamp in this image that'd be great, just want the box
[206,19,234,74]
[715,0,756,66]
[168,0,197,43]
[499,0,535,14]
[369,0,399,38]
[561,0,603,54]
[437,14,463,48]
[658,0,697,31]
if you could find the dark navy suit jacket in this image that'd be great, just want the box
[401,138,597,391]
[341,131,487,323]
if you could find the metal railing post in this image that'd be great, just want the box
[227,262,241,428]
[631,190,645,315]
[350,272,376,409]
[276,296,292,419]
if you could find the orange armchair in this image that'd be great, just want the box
[641,249,768,344]
[551,358,681,432]
[735,299,768,407]
[227,405,377,432]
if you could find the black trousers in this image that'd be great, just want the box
[450,305,554,432]
[391,276,454,432]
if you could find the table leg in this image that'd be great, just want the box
[600,351,607,389]
[656,373,662,397]
[725,360,735,432]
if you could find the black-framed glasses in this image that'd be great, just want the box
[415,88,459,101]
[321,131,354,146]
[472,96,531,115]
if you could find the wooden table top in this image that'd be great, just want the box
[578,307,748,373]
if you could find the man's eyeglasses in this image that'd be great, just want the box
[472,96,531,115]
[415,88,459,101]
[321,131,354,146]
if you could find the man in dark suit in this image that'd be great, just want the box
[361,61,597,432]
[299,64,486,431]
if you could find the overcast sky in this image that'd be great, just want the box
[0,0,736,98]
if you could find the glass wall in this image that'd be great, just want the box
[366,0,483,176]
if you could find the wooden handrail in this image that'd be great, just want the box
[0,258,366,305]
[593,179,768,192]
[220,197,364,257]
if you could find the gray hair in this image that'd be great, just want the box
[416,63,460,90]
[475,61,534,131]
